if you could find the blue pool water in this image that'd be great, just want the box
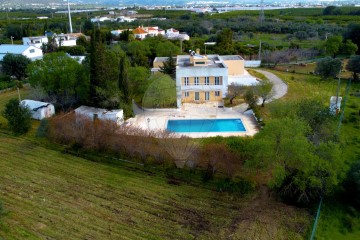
[167,119,246,133]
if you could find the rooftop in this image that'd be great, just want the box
[0,44,34,54]
[177,55,226,68]
[133,27,148,34]
[220,55,244,61]
[21,100,52,110]
[153,57,172,63]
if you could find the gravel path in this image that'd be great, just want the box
[256,69,288,101]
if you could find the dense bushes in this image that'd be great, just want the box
[343,160,360,210]
[46,113,251,188]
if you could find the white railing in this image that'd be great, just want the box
[245,60,261,68]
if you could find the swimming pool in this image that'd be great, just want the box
[167,119,246,133]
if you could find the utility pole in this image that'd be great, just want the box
[258,40,262,60]
[259,0,265,24]
[67,0,73,33]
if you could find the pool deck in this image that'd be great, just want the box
[127,103,259,138]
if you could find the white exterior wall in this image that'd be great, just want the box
[21,100,55,120]
[56,38,77,47]
[74,107,124,125]
[134,33,147,39]
[176,66,228,108]
[22,36,48,48]
[244,60,261,68]
[22,46,43,61]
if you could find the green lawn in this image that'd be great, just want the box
[0,88,310,239]
[240,33,323,49]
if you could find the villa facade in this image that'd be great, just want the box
[153,49,255,108]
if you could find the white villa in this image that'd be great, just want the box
[0,45,43,61]
[152,49,257,108]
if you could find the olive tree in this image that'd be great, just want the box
[315,57,342,79]
[346,55,360,81]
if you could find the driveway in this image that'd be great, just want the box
[255,69,288,101]
[233,69,288,112]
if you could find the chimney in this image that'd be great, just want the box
[196,48,200,55]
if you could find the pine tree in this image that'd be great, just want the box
[118,53,130,103]
[159,56,176,79]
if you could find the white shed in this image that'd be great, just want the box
[74,106,124,125]
[21,100,55,120]
[330,96,342,114]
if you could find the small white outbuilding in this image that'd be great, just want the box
[74,106,124,125]
[330,96,342,114]
[21,100,55,120]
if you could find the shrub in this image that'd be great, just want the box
[216,177,255,195]
[2,98,32,135]
[36,119,49,138]
[343,160,360,210]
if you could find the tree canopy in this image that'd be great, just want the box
[346,55,360,81]
[1,54,31,80]
[2,98,32,135]
[27,52,89,109]
[315,57,342,79]
[159,56,176,79]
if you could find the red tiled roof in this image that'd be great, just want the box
[133,28,147,34]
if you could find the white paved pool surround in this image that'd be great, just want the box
[127,103,259,138]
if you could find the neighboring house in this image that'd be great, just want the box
[24,33,85,48]
[166,28,179,38]
[115,16,135,22]
[133,27,148,40]
[152,49,257,108]
[65,53,86,64]
[21,100,55,120]
[53,34,77,47]
[90,17,110,22]
[158,29,166,35]
[74,106,124,125]
[22,36,48,48]
[166,28,190,40]
[112,26,188,40]
[175,33,190,41]
[144,26,158,37]
[0,44,43,61]
[111,29,124,36]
